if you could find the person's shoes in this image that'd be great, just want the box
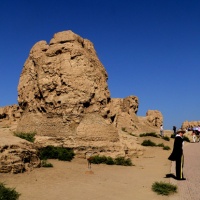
[177,178,186,181]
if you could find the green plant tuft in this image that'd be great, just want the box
[90,155,133,166]
[114,157,133,166]
[139,132,158,137]
[163,146,170,150]
[105,156,115,165]
[121,127,126,132]
[152,181,177,196]
[0,182,20,200]
[157,143,164,147]
[39,146,75,161]
[141,140,170,150]
[14,132,36,143]
[89,155,105,164]
[41,159,53,167]
[171,134,175,138]
[163,136,170,141]
[141,139,156,146]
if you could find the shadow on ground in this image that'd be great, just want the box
[165,173,176,180]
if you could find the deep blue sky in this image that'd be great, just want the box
[1,0,200,130]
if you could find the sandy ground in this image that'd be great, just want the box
[0,127,175,200]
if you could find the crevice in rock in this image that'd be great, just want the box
[19,102,28,110]
[55,49,62,55]
[41,107,46,113]
[0,113,7,119]
[83,102,90,108]
[110,115,116,123]
[42,48,47,52]
[59,40,69,44]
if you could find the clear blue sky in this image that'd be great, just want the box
[1,0,200,130]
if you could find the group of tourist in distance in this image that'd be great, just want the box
[187,126,200,143]
[173,125,200,143]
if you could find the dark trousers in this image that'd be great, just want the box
[176,154,184,179]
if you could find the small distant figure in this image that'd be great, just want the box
[160,125,164,137]
[196,125,200,142]
[192,130,196,143]
[173,126,176,136]
[85,152,93,169]
[85,150,98,171]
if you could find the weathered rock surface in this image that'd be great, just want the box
[0,128,40,173]
[18,30,110,124]
[15,30,125,157]
[0,105,22,124]
[17,31,114,132]
[0,30,163,173]
[108,97,162,133]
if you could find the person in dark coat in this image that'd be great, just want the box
[168,128,186,180]
[173,126,176,136]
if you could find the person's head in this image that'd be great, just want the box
[176,129,185,136]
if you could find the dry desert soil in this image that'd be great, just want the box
[0,126,176,200]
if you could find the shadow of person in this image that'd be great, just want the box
[165,173,176,179]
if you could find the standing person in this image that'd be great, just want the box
[160,125,164,137]
[173,126,176,136]
[168,129,186,180]
[85,151,93,169]
[197,125,200,142]
[192,130,196,143]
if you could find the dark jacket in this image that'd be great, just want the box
[168,135,183,161]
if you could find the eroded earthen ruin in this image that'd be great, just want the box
[0,30,163,173]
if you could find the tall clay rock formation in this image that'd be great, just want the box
[0,30,163,173]
[17,30,122,155]
[18,31,110,133]
[108,97,162,133]
[13,30,163,156]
